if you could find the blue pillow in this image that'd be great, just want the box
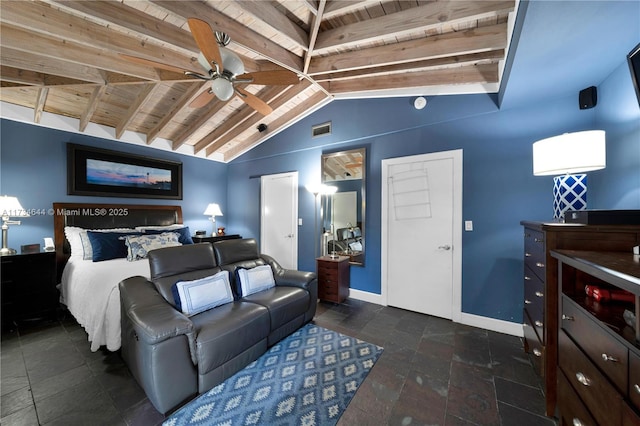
[171,271,233,316]
[87,231,141,262]
[144,226,193,245]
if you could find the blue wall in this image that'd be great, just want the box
[0,123,229,249]
[228,59,640,324]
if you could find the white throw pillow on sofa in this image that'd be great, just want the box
[236,265,276,297]
[172,270,234,316]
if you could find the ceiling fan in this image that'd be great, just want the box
[121,18,299,115]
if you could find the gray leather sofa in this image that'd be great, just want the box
[118,238,317,414]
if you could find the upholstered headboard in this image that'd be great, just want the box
[52,202,183,280]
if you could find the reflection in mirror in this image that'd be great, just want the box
[321,148,365,266]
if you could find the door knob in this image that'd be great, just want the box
[438,245,451,250]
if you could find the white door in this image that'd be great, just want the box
[382,150,462,320]
[260,172,298,270]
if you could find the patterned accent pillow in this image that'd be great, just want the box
[235,265,276,297]
[124,232,182,261]
[172,270,234,316]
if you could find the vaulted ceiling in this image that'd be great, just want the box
[0,1,515,162]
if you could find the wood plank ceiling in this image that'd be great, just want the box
[0,0,515,162]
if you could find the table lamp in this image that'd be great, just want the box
[0,196,29,256]
[203,203,223,236]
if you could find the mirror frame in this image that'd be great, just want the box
[321,147,366,266]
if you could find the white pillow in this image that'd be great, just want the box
[236,265,276,297]
[124,232,181,261]
[64,226,85,259]
[172,270,234,316]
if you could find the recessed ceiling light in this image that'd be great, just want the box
[414,96,427,110]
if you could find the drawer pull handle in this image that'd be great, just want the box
[562,314,574,321]
[525,252,532,257]
[535,291,544,298]
[572,419,584,426]
[534,238,544,243]
[576,372,592,386]
[535,262,545,268]
[532,348,542,357]
[524,275,531,281]
[524,299,532,305]
[534,321,543,327]
[634,384,640,394]
[601,353,619,363]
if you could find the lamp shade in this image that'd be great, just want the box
[0,196,29,218]
[533,130,606,176]
[203,203,223,217]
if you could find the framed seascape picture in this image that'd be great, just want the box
[67,143,183,200]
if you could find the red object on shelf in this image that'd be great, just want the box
[585,284,635,303]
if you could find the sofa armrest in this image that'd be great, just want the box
[119,276,194,346]
[261,254,317,289]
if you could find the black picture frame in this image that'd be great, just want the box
[627,42,640,107]
[67,143,183,200]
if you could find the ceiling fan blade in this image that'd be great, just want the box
[236,87,272,116]
[189,90,215,108]
[187,18,223,72]
[236,70,299,86]
[119,54,189,74]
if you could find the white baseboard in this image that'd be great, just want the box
[458,312,524,337]
[348,290,523,338]
[348,289,385,305]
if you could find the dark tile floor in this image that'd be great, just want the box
[1,299,558,425]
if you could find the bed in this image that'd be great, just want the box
[53,202,184,352]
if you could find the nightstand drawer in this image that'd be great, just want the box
[524,229,546,280]
[523,310,544,375]
[629,351,640,410]
[558,369,597,426]
[559,330,623,426]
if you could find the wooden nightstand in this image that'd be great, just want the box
[316,255,350,303]
[192,234,242,244]
[1,251,57,331]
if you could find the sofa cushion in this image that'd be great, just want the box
[235,265,276,297]
[190,301,270,375]
[242,286,309,331]
[172,271,234,316]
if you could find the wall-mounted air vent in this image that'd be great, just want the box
[312,121,331,138]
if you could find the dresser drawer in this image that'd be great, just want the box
[561,295,629,394]
[557,369,597,426]
[524,266,544,336]
[629,351,640,410]
[523,310,544,376]
[524,229,546,280]
[559,330,623,426]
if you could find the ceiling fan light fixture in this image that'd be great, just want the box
[220,47,244,76]
[211,78,234,101]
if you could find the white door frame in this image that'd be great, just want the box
[260,171,298,269]
[381,149,463,323]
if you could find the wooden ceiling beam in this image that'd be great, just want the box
[323,63,499,94]
[309,23,507,75]
[313,50,504,82]
[0,1,198,75]
[115,83,157,139]
[303,0,326,74]
[1,47,105,84]
[34,88,49,123]
[233,2,309,51]
[314,1,514,54]
[152,1,304,73]
[147,82,206,145]
[322,0,378,19]
[0,24,162,81]
[223,90,329,161]
[79,85,108,132]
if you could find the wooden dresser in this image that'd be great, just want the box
[520,221,640,416]
[552,250,640,425]
[316,255,350,303]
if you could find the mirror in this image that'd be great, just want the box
[321,148,365,266]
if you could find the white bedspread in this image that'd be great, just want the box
[60,257,150,352]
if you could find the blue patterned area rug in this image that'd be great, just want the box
[163,323,383,426]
